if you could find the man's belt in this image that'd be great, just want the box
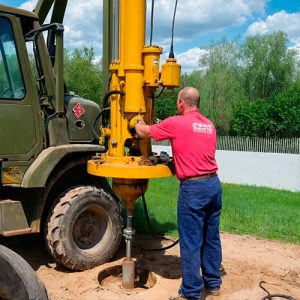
[181,172,217,182]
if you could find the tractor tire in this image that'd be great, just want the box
[0,245,49,300]
[45,186,122,271]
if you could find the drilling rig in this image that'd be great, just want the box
[0,0,180,293]
[88,0,181,288]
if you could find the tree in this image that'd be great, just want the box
[230,81,300,137]
[271,81,300,137]
[196,32,299,137]
[183,70,201,90]
[229,99,275,137]
[154,87,180,121]
[242,32,297,100]
[199,38,245,134]
[64,47,102,105]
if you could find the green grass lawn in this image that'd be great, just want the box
[132,176,300,245]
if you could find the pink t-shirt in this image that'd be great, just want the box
[149,109,218,180]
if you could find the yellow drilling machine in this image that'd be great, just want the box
[88,0,181,289]
[0,0,180,295]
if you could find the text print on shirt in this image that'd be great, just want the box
[192,122,213,134]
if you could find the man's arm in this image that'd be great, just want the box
[135,124,151,138]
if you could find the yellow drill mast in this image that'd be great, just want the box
[87,0,180,288]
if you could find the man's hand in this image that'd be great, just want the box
[128,115,151,138]
[135,124,151,138]
[129,115,145,129]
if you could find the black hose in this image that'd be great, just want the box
[169,0,178,58]
[91,107,110,141]
[261,296,296,300]
[154,87,165,99]
[101,90,125,127]
[143,238,179,252]
[149,0,155,45]
[141,193,179,252]
[91,90,125,141]
[259,281,296,300]
[102,90,125,109]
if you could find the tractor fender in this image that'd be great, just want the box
[21,144,104,188]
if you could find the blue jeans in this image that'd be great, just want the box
[178,176,222,300]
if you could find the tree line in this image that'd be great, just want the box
[64,32,300,138]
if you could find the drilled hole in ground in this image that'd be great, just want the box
[98,265,157,294]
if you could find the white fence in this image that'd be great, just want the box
[152,145,300,192]
[153,136,300,154]
[217,136,300,154]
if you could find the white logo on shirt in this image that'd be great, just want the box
[192,123,213,134]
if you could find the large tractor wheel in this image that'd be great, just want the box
[45,186,123,271]
[0,245,49,300]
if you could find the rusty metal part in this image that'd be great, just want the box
[138,157,152,166]
[122,258,135,289]
[2,167,23,184]
[0,200,31,236]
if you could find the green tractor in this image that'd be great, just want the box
[0,0,122,272]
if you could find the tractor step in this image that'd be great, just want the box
[0,200,31,236]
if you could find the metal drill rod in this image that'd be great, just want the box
[125,214,133,259]
[126,239,131,259]
[122,213,135,289]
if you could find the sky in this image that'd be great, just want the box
[2,0,300,73]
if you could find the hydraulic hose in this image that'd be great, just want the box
[102,90,125,109]
[259,281,296,300]
[101,90,125,127]
[149,0,155,46]
[91,90,125,142]
[261,295,296,300]
[141,193,179,252]
[154,87,165,99]
[168,0,178,58]
[91,107,110,141]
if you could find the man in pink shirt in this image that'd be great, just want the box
[135,87,222,300]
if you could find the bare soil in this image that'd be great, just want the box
[1,232,300,300]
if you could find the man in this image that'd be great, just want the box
[135,87,222,300]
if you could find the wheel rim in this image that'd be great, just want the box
[73,204,111,251]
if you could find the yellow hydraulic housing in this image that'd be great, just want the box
[87,0,180,288]
[88,0,180,207]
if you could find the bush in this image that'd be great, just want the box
[229,82,300,137]
[271,82,300,137]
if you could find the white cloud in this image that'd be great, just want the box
[148,0,267,43]
[19,0,102,54]
[290,44,300,61]
[18,0,267,57]
[246,10,300,45]
[93,55,102,64]
[175,47,207,74]
[19,0,35,11]
[246,10,300,63]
